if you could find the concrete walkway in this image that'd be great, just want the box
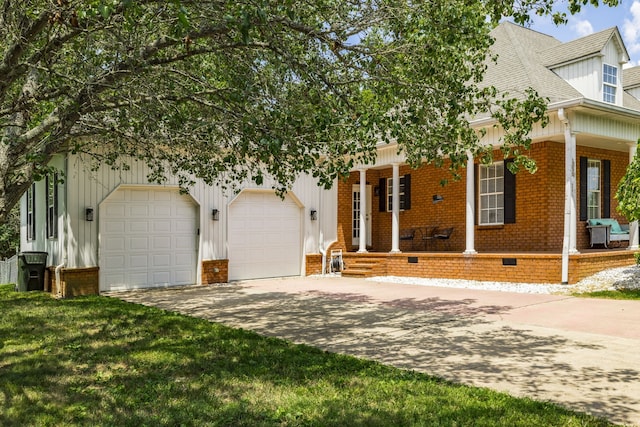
[108,276,640,426]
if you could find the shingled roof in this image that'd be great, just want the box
[484,22,581,104]
[485,22,640,111]
[624,66,640,90]
[540,27,628,68]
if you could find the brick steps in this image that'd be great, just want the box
[341,259,385,278]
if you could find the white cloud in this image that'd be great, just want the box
[571,19,594,37]
[623,1,640,55]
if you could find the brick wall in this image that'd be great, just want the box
[48,266,100,298]
[569,251,637,283]
[201,259,229,284]
[305,253,323,275]
[343,250,637,284]
[337,141,630,253]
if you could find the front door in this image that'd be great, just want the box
[352,185,372,247]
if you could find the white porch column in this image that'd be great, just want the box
[358,168,368,253]
[628,143,639,250]
[559,108,578,284]
[464,151,477,254]
[390,163,401,253]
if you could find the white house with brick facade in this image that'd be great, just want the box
[20,22,640,292]
[333,23,640,284]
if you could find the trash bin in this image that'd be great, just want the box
[16,252,48,292]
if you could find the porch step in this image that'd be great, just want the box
[340,268,372,278]
[341,258,385,278]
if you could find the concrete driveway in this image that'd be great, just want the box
[108,276,640,426]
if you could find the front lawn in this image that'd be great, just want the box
[0,284,613,426]
[572,289,640,300]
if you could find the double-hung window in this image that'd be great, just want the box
[386,175,406,211]
[603,64,617,104]
[479,162,505,225]
[587,159,601,219]
[26,183,36,241]
[46,172,58,238]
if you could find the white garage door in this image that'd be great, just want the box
[99,188,198,291]
[228,191,302,281]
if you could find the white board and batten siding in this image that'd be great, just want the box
[59,154,336,290]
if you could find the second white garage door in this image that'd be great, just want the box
[99,187,198,291]
[228,191,302,281]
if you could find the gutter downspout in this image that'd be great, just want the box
[559,108,577,284]
[55,155,69,297]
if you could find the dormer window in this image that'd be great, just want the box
[603,64,618,104]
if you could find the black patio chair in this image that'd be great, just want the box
[433,227,454,250]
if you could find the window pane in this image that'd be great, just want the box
[604,64,617,84]
[478,162,505,225]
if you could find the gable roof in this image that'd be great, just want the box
[624,66,640,90]
[484,22,582,104]
[484,22,640,111]
[540,27,629,68]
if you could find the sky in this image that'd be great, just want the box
[526,0,640,67]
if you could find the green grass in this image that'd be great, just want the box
[572,289,640,300]
[0,285,614,426]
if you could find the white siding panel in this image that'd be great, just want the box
[552,57,600,100]
[629,88,640,100]
[572,112,640,141]
[61,154,336,280]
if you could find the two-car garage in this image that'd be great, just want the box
[99,187,303,291]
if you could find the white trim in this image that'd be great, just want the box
[464,151,477,254]
[390,163,400,253]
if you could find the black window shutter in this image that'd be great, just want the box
[379,178,386,212]
[603,159,611,218]
[504,159,516,224]
[580,156,588,221]
[403,174,411,210]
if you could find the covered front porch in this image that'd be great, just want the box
[338,248,637,285]
[333,107,640,284]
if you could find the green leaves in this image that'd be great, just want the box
[616,141,640,221]
[0,0,611,219]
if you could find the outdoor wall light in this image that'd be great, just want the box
[432,195,444,204]
[85,207,94,222]
[310,209,318,221]
[212,209,220,221]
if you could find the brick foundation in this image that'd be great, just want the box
[201,259,229,284]
[47,266,100,298]
[342,250,638,284]
[305,253,323,275]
